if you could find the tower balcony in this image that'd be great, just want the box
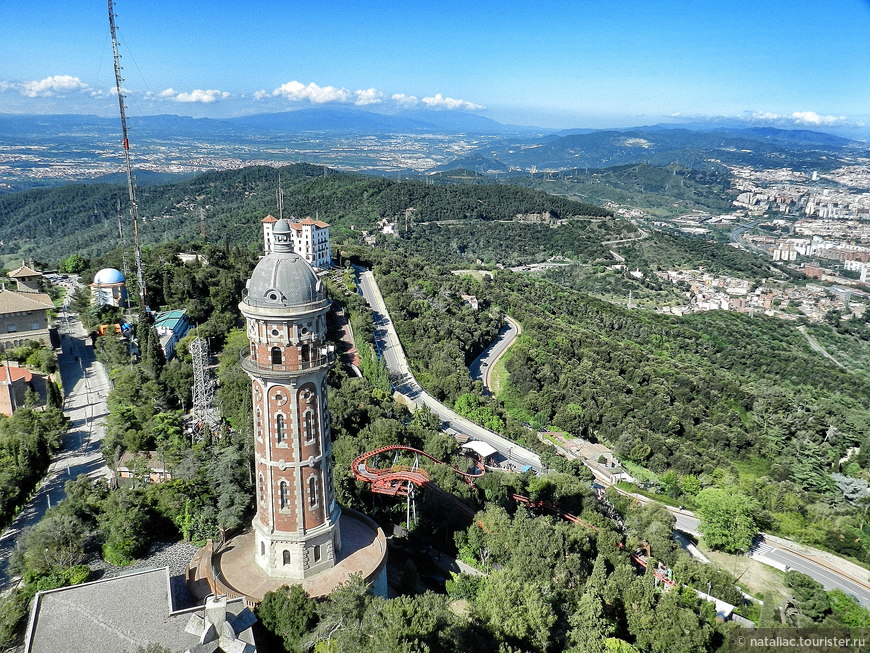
[240,345,335,378]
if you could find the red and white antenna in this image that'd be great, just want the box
[108,0,147,310]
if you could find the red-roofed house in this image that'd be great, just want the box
[261,214,278,254]
[289,217,330,269]
[262,215,330,269]
[0,364,33,416]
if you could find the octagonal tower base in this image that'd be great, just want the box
[188,508,387,604]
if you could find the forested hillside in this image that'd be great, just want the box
[351,246,870,564]
[0,164,610,265]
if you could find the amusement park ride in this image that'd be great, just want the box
[351,444,676,589]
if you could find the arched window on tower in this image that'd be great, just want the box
[258,473,266,505]
[283,550,291,565]
[279,481,288,509]
[271,347,282,365]
[308,475,318,508]
[301,343,310,364]
[276,414,285,443]
[304,410,314,443]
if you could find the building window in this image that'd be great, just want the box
[283,550,291,565]
[313,545,321,563]
[279,481,288,509]
[304,411,314,443]
[261,542,265,557]
[258,473,266,505]
[308,475,318,508]
[276,414,285,443]
[271,347,282,365]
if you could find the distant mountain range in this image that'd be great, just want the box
[0,108,535,139]
[1,109,864,145]
[0,110,867,190]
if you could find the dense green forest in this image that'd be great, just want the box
[515,163,735,219]
[0,164,611,265]
[7,162,870,650]
[348,246,870,566]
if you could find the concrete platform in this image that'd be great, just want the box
[204,511,387,601]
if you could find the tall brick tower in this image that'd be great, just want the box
[239,218,340,579]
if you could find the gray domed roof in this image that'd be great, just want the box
[246,250,324,308]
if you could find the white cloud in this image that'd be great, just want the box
[354,88,383,106]
[0,81,13,93]
[157,88,230,103]
[742,110,854,128]
[271,81,351,104]
[391,93,419,107]
[253,89,269,100]
[421,93,483,111]
[790,111,849,127]
[22,75,91,97]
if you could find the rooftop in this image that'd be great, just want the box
[153,309,189,332]
[24,567,257,653]
[290,217,329,229]
[7,263,42,279]
[0,365,32,384]
[0,289,53,315]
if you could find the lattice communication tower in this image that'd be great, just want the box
[189,336,221,438]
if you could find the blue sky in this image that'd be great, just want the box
[1,0,868,132]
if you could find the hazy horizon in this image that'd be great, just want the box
[1,0,868,137]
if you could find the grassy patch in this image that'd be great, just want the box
[620,461,659,484]
[700,545,791,606]
[732,457,772,479]
[616,481,682,508]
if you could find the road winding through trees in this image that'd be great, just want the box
[355,264,870,607]
[0,301,112,590]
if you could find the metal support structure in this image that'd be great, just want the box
[108,0,147,310]
[190,336,221,439]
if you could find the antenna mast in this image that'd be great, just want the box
[108,0,146,310]
[116,200,130,284]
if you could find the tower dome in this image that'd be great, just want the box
[245,219,327,310]
[93,268,125,285]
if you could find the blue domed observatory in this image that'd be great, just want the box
[90,268,127,308]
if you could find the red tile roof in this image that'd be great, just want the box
[0,366,32,383]
[261,215,277,223]
[290,217,329,228]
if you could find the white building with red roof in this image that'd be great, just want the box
[261,214,330,269]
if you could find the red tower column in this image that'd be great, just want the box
[239,219,339,579]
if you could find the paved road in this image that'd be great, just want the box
[469,316,520,395]
[355,265,870,604]
[611,484,870,606]
[0,308,112,590]
[798,325,846,369]
[355,267,542,472]
[729,221,769,257]
[749,539,870,606]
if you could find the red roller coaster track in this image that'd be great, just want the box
[350,444,674,588]
[351,445,484,518]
